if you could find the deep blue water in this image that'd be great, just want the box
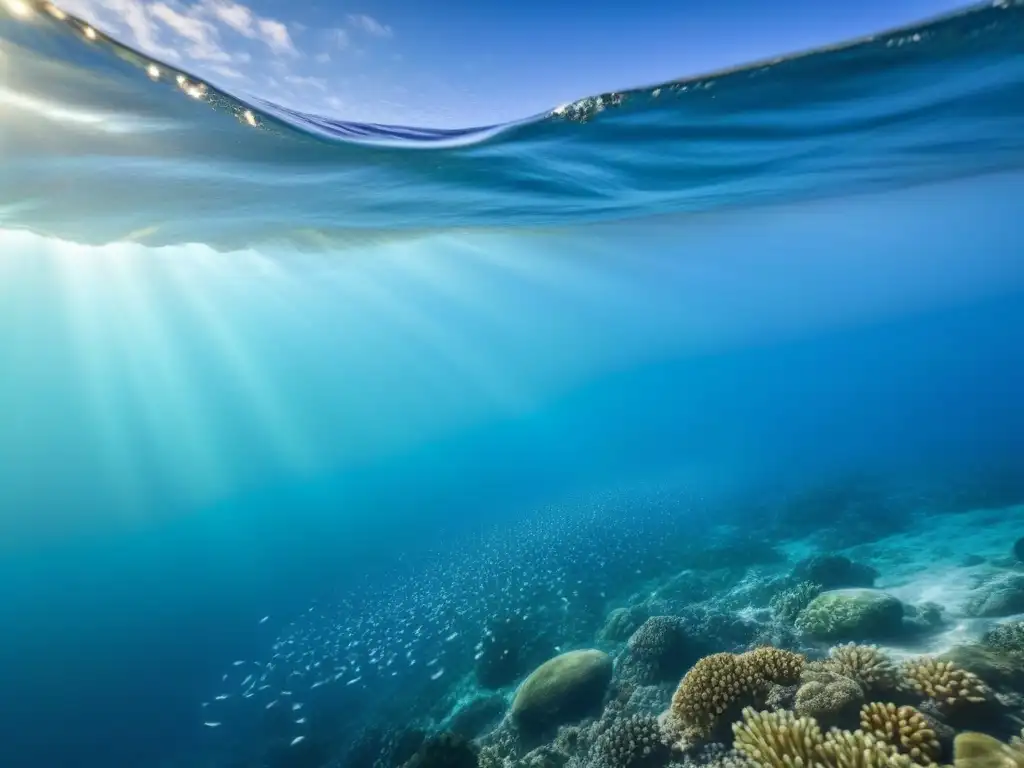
[1,2,1023,768]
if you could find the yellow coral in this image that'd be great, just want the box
[819,729,913,768]
[859,703,940,765]
[672,653,755,737]
[954,732,1024,768]
[749,647,807,686]
[733,708,822,768]
[731,708,912,768]
[900,658,988,708]
[670,649,805,737]
[828,645,899,692]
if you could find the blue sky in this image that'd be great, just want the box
[53,0,970,127]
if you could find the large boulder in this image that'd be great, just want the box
[510,649,612,733]
[966,574,1024,618]
[796,588,904,642]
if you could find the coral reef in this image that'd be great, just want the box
[953,731,1024,768]
[511,650,613,734]
[668,648,805,739]
[941,644,1024,694]
[795,672,864,729]
[588,714,670,768]
[984,623,1024,654]
[824,644,901,693]
[732,708,822,767]
[769,581,823,624]
[620,616,698,684]
[899,659,989,709]
[816,729,913,768]
[859,703,940,765]
[731,707,913,768]
[796,590,905,643]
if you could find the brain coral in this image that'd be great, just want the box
[670,648,804,738]
[512,649,613,733]
[794,674,864,728]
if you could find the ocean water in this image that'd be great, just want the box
[1,2,1024,768]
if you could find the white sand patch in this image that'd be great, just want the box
[832,505,1024,656]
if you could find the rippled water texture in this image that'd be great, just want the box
[1,1,1023,248]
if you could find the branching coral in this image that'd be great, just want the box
[732,708,822,768]
[671,653,756,738]
[749,647,807,685]
[770,582,823,623]
[900,658,988,708]
[732,707,912,768]
[859,703,940,765]
[669,648,805,738]
[818,728,913,768]
[826,645,900,693]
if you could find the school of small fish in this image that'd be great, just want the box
[197,488,696,747]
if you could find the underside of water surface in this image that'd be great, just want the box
[0,2,1023,768]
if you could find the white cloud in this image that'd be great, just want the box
[61,0,296,65]
[347,13,391,38]
[198,0,296,55]
[149,2,228,62]
[51,0,406,122]
[200,0,253,36]
[256,18,295,55]
[58,0,179,60]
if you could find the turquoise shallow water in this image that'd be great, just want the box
[0,3,1023,768]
